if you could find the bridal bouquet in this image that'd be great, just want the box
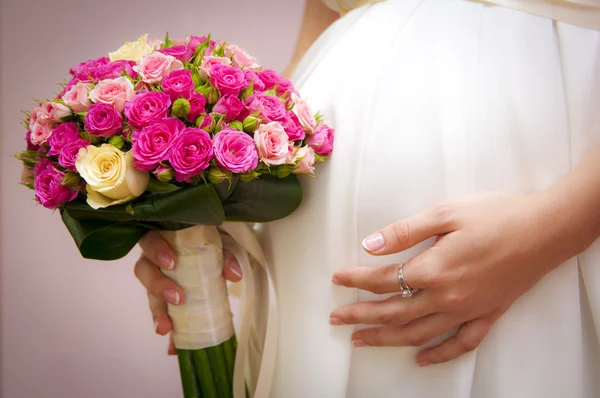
[16,33,334,398]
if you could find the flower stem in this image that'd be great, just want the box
[177,350,202,398]
[191,349,219,398]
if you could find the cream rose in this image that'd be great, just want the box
[76,144,149,209]
[109,34,153,63]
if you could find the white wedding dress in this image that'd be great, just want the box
[259,0,600,397]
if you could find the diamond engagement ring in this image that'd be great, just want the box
[397,263,417,298]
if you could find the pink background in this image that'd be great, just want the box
[0,1,303,396]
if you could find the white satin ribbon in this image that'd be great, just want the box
[160,223,277,398]
[160,226,235,350]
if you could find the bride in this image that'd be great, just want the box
[135,0,600,396]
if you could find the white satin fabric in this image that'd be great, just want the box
[261,0,600,397]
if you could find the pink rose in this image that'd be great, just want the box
[133,52,184,84]
[213,95,244,122]
[244,70,266,92]
[63,81,91,112]
[169,128,214,182]
[161,69,194,102]
[186,93,207,123]
[41,102,71,124]
[33,161,78,209]
[245,93,286,122]
[258,69,293,96]
[125,92,172,130]
[291,93,316,133]
[102,60,138,79]
[188,36,207,52]
[30,123,53,146]
[58,139,89,171]
[292,146,316,175]
[85,103,123,137]
[199,56,232,79]
[158,45,194,63]
[223,43,260,71]
[199,114,213,131]
[281,111,305,142]
[254,122,290,166]
[69,57,110,79]
[132,118,185,171]
[209,64,246,96]
[89,77,134,112]
[47,122,80,156]
[25,131,39,151]
[213,129,258,173]
[29,105,51,131]
[307,124,334,156]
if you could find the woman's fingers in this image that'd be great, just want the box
[168,334,176,356]
[332,247,444,292]
[362,204,458,255]
[139,231,177,271]
[329,292,435,326]
[149,294,172,336]
[222,250,243,282]
[351,313,458,348]
[416,316,493,366]
[134,255,184,305]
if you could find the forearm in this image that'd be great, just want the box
[538,145,600,257]
[282,0,339,79]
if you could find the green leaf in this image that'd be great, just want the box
[146,177,179,192]
[164,32,174,48]
[216,174,303,222]
[61,210,148,260]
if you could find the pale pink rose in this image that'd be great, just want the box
[89,77,134,112]
[199,56,232,79]
[293,146,315,175]
[63,81,91,112]
[223,43,260,71]
[133,52,184,84]
[30,123,53,146]
[254,121,290,166]
[41,102,72,124]
[291,93,316,133]
[29,105,48,130]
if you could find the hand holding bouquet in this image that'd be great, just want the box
[16,33,334,397]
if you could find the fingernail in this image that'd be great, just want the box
[418,361,431,367]
[228,257,242,279]
[159,253,175,270]
[331,277,343,286]
[154,319,160,333]
[164,289,180,305]
[362,233,385,251]
[352,339,368,348]
[329,317,345,326]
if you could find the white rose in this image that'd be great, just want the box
[76,144,149,209]
[108,34,153,63]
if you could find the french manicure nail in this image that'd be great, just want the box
[331,278,343,286]
[164,289,180,305]
[418,361,431,367]
[329,317,345,326]
[362,233,385,251]
[159,253,175,270]
[352,339,368,348]
[230,265,242,279]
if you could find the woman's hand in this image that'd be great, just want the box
[330,191,596,366]
[135,231,243,355]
